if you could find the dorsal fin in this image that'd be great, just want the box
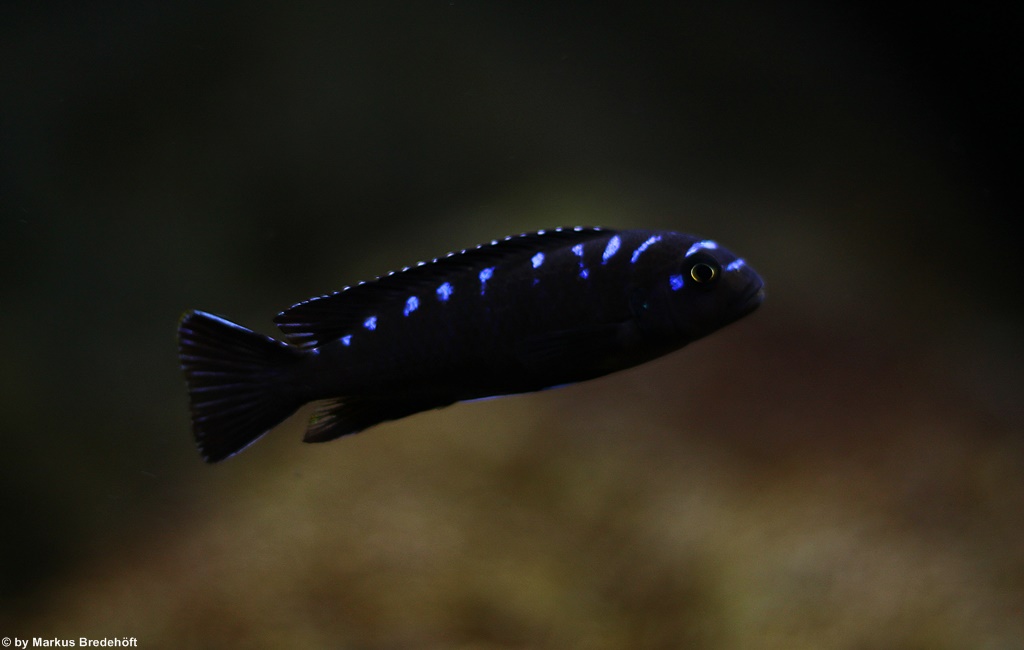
[274,227,612,348]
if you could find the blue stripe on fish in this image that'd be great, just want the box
[403,296,419,316]
[572,243,588,278]
[686,240,718,257]
[479,267,495,295]
[630,235,661,263]
[437,282,453,301]
[602,235,621,263]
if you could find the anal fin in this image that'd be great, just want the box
[304,394,456,443]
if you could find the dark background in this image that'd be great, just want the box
[2,2,1022,647]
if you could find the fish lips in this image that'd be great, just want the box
[734,280,766,318]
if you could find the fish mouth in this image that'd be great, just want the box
[733,280,765,317]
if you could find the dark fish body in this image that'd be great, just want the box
[178,227,764,462]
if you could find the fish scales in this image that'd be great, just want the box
[178,227,764,462]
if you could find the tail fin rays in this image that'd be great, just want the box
[178,311,304,462]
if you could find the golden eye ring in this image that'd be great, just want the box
[690,262,717,284]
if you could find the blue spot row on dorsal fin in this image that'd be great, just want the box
[273,226,612,348]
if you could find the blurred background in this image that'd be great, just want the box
[2,1,1022,647]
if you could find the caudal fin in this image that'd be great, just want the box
[178,310,305,463]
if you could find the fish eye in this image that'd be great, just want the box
[689,261,719,284]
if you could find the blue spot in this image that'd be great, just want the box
[363,316,377,330]
[726,258,746,272]
[531,252,544,268]
[572,244,584,257]
[685,240,718,257]
[436,282,453,302]
[341,335,352,346]
[579,268,589,279]
[630,235,662,263]
[602,235,621,263]
[479,267,495,295]
[403,296,419,316]
[669,274,685,291]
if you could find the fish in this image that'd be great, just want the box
[178,227,764,462]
